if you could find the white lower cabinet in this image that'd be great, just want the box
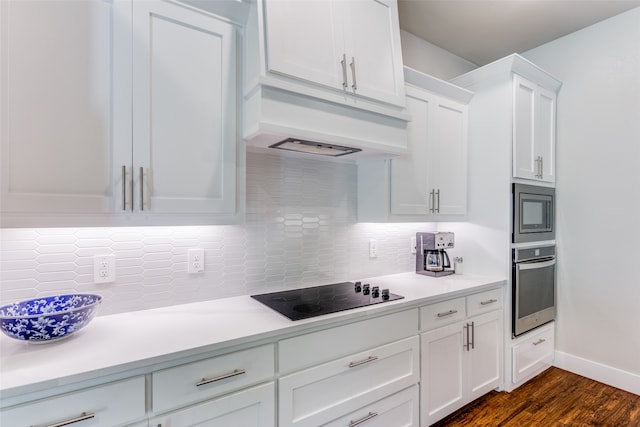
[0,376,146,427]
[279,335,420,427]
[1,286,513,427]
[511,321,555,386]
[151,344,275,414]
[420,289,504,426]
[149,382,275,427]
[323,385,420,427]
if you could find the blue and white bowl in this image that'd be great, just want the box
[0,294,102,343]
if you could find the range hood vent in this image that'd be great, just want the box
[269,138,362,157]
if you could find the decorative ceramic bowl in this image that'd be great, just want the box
[0,294,102,343]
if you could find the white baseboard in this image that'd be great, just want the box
[554,350,640,395]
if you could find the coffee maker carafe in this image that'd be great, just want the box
[416,232,455,277]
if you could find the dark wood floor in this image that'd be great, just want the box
[432,367,640,426]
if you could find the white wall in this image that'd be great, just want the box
[400,30,477,80]
[524,8,640,385]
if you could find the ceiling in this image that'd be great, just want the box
[397,0,640,66]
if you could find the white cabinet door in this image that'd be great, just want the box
[512,322,554,385]
[534,86,557,183]
[344,0,405,106]
[279,336,420,427]
[429,96,468,215]
[0,0,130,215]
[130,1,236,214]
[513,74,556,183]
[420,323,465,426]
[263,0,344,90]
[467,310,503,402]
[389,86,467,217]
[149,382,275,427]
[0,377,145,427]
[323,385,419,427]
[389,89,430,215]
[152,344,275,414]
[262,0,404,107]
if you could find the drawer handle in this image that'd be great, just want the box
[195,369,246,387]
[42,412,95,427]
[480,298,498,305]
[349,411,378,426]
[533,338,546,346]
[348,356,378,368]
[437,309,458,317]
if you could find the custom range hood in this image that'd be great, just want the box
[241,0,410,161]
[243,84,410,161]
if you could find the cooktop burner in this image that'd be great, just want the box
[251,281,403,321]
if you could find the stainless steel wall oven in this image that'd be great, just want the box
[512,244,556,337]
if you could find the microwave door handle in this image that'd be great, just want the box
[518,259,556,270]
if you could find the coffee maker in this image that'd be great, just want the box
[416,232,455,277]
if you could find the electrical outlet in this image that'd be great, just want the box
[369,239,377,258]
[188,248,205,274]
[94,254,115,284]
[411,237,416,254]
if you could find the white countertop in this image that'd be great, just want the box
[0,272,506,402]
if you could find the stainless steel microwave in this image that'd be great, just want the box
[512,183,555,243]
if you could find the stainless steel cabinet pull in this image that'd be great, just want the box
[480,298,498,305]
[195,369,246,387]
[533,338,546,346]
[435,189,441,213]
[437,309,458,318]
[535,156,544,179]
[139,167,145,211]
[43,412,95,427]
[122,165,127,211]
[349,355,378,368]
[470,321,475,350]
[341,54,348,88]
[350,56,357,91]
[429,189,435,213]
[349,411,378,426]
[464,323,470,351]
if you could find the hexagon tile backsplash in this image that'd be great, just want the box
[0,153,435,315]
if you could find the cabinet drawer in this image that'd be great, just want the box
[279,309,418,374]
[466,288,503,317]
[512,323,554,384]
[323,385,419,427]
[420,297,466,331]
[152,344,275,413]
[279,336,420,427]
[0,376,145,427]
[149,382,275,427]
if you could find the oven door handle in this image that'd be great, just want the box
[517,259,556,270]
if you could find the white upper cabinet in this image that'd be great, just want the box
[450,54,561,186]
[129,1,237,215]
[1,0,241,226]
[263,0,343,91]
[261,0,405,108]
[358,68,471,222]
[0,0,130,218]
[390,86,468,216]
[513,75,557,183]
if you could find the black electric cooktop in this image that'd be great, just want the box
[251,281,404,321]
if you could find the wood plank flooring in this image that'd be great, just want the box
[432,367,640,426]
